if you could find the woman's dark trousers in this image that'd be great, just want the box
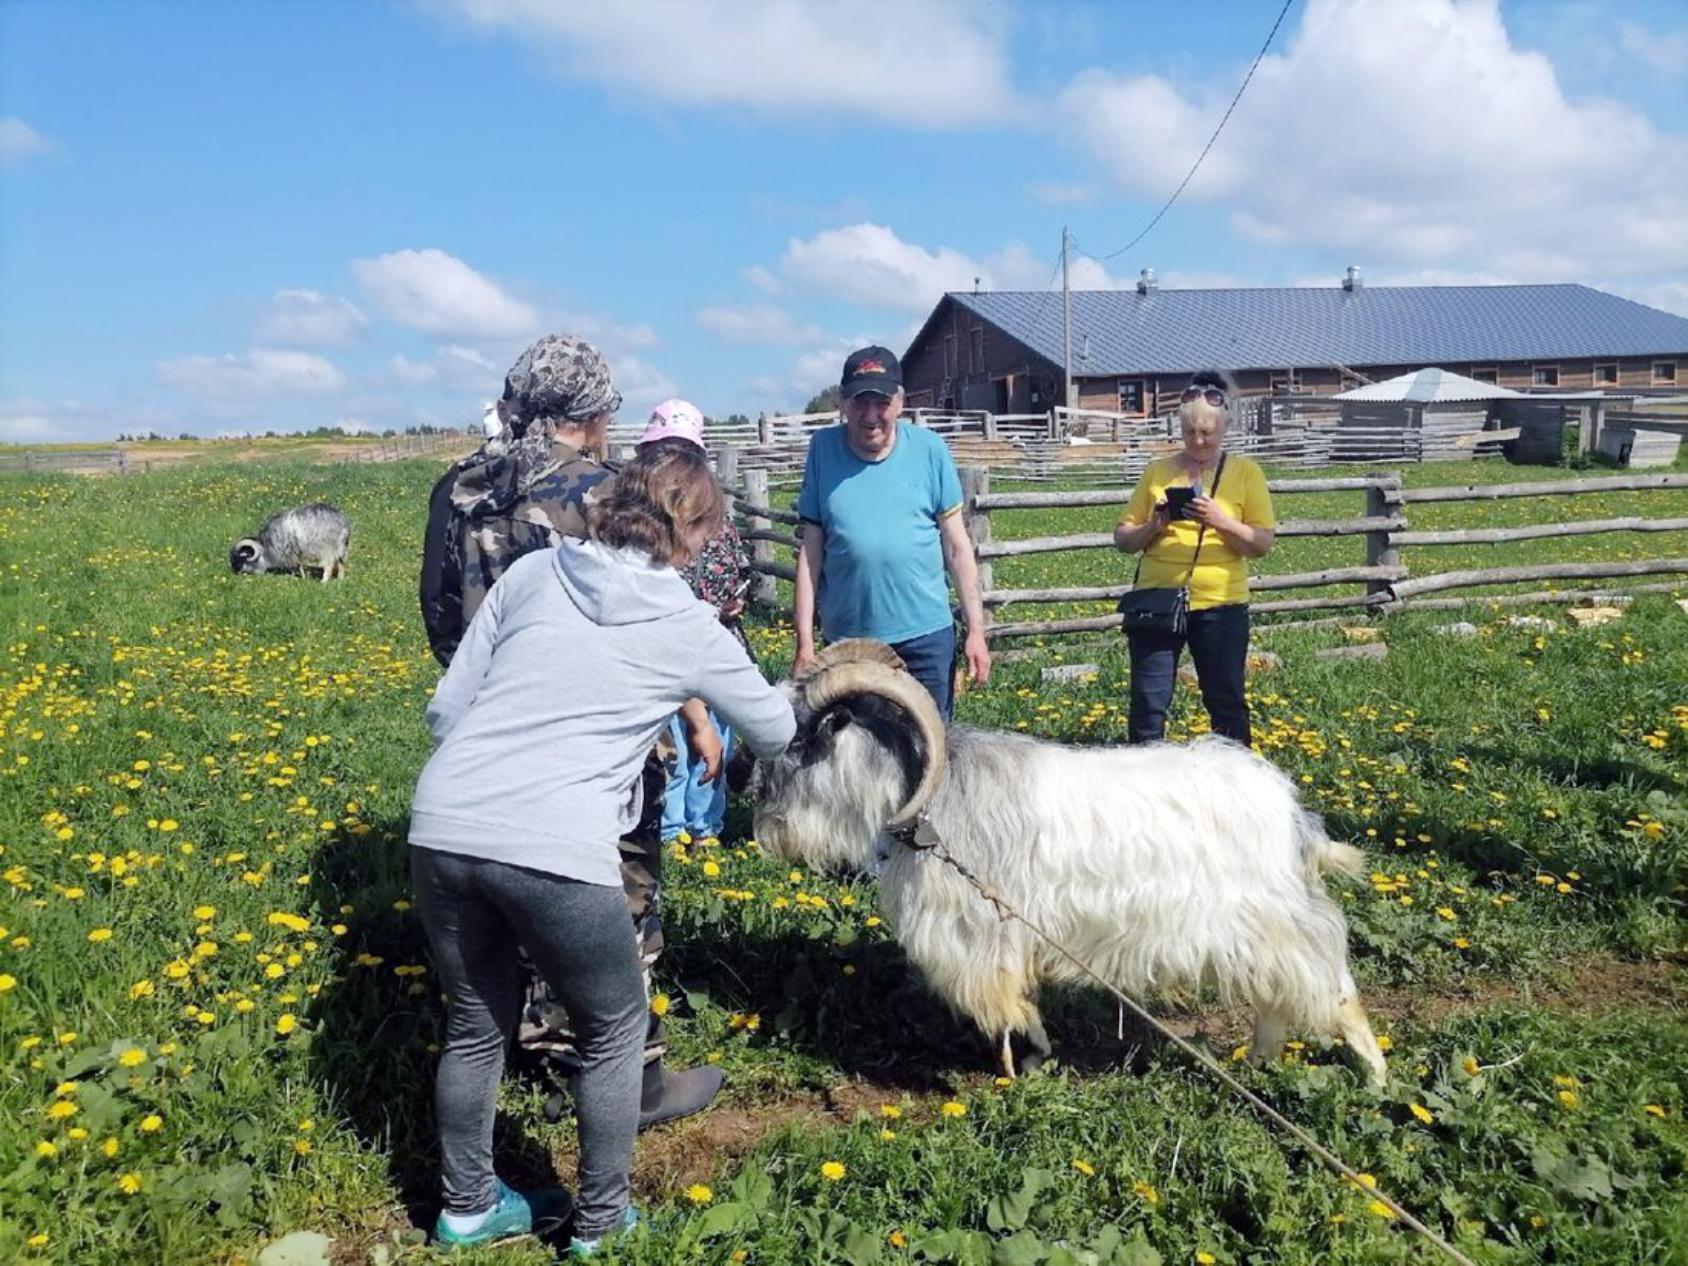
[1127,602,1251,746]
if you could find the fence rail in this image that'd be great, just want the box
[734,456,1688,643]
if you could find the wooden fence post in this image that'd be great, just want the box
[961,465,992,633]
[716,445,739,512]
[1365,471,1404,602]
[743,468,778,607]
[758,413,773,445]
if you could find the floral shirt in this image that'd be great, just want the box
[681,519,751,648]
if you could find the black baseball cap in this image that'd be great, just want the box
[840,345,902,398]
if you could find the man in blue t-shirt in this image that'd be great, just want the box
[792,345,991,719]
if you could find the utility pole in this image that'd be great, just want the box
[1060,226,1073,411]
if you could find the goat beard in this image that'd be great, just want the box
[752,801,885,871]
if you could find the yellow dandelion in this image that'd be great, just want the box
[116,1172,142,1195]
[702,860,721,878]
[889,1230,907,1248]
[1132,1179,1159,1204]
[1071,1158,1096,1176]
[1409,1103,1435,1125]
[1557,1090,1579,1110]
[880,1128,897,1141]
[140,1114,163,1133]
[1369,1199,1398,1220]
[940,1101,967,1118]
[686,1184,713,1205]
[1376,1034,1393,1052]
[649,993,670,1017]
[0,973,16,993]
[879,1104,902,1119]
[820,1161,846,1182]
[88,927,114,943]
[26,1233,48,1247]
[275,1013,298,1036]
[1643,1104,1667,1118]
[46,1100,78,1120]
[118,1048,146,1067]
[35,1140,58,1158]
[193,905,217,920]
[128,979,155,1000]
[1196,1254,1218,1265]
[101,1137,119,1158]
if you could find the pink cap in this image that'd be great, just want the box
[639,398,706,450]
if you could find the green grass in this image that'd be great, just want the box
[0,459,1683,1264]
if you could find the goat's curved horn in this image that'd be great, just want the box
[803,656,946,830]
[794,637,907,686]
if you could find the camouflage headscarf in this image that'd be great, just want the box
[503,334,623,430]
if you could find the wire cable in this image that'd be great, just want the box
[1089,0,1296,263]
[920,832,1479,1266]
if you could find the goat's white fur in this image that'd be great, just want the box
[756,724,1387,1083]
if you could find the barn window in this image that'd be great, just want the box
[944,335,958,378]
[1118,379,1147,415]
[969,328,984,373]
[1654,361,1678,385]
[1593,363,1618,386]
[1469,367,1498,384]
[1532,365,1560,388]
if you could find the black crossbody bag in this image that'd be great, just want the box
[1117,453,1226,638]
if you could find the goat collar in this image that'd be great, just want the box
[888,811,942,851]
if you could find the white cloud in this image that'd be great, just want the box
[0,117,52,166]
[352,248,538,338]
[1611,279,1688,318]
[0,404,62,442]
[743,265,782,295]
[777,223,1132,311]
[613,355,679,413]
[1028,182,1096,206]
[157,349,346,408]
[260,288,368,346]
[1058,0,1688,285]
[390,354,439,383]
[696,304,824,346]
[442,344,498,371]
[1619,20,1688,75]
[433,0,1016,127]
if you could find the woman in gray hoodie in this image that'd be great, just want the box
[409,444,796,1253]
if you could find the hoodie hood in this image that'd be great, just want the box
[553,538,698,626]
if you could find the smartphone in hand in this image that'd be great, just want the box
[1164,486,1198,520]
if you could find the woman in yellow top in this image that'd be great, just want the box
[1113,371,1276,745]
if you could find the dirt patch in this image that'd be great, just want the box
[608,956,1687,1193]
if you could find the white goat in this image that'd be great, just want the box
[752,641,1387,1084]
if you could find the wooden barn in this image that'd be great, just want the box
[902,272,1688,413]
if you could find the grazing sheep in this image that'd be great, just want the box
[751,640,1388,1084]
[229,503,351,582]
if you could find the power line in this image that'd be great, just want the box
[1088,0,1295,263]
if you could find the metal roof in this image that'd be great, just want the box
[1332,367,1524,403]
[939,284,1688,377]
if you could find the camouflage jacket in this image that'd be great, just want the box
[421,426,616,667]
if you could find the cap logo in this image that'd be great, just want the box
[855,359,886,375]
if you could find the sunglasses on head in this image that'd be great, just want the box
[1181,386,1227,407]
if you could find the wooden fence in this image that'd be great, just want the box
[736,464,1688,642]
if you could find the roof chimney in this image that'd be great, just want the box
[1137,267,1158,295]
[1342,264,1363,292]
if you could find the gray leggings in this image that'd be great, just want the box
[411,846,646,1238]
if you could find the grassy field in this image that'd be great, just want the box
[0,457,1683,1265]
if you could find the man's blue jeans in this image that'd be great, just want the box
[888,625,957,723]
[1126,603,1251,746]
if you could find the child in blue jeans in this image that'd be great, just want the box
[638,401,752,846]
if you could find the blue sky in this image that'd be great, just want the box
[2,0,1684,441]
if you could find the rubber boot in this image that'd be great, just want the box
[637,1059,723,1131]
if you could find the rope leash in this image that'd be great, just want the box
[903,827,1477,1266]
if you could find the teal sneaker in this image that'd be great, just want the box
[433,1177,575,1249]
[566,1206,641,1258]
